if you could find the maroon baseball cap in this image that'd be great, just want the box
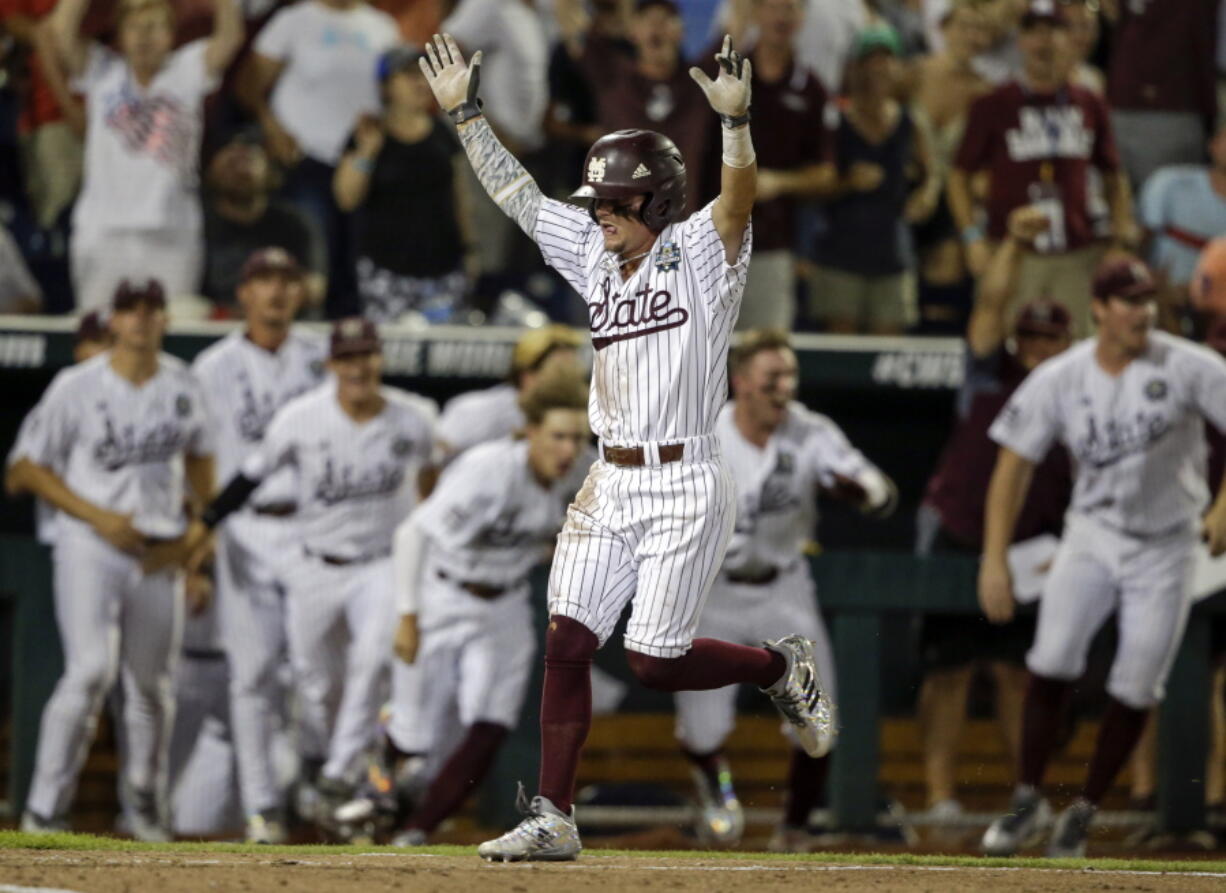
[1020,0,1069,28]
[1014,299,1072,337]
[330,317,381,358]
[112,278,167,311]
[1092,258,1158,303]
[240,247,303,284]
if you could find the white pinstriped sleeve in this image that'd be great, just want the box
[680,200,752,310]
[535,198,597,295]
[1187,344,1226,433]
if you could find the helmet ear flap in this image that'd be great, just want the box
[639,191,656,230]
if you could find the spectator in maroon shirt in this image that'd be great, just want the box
[949,0,1138,336]
[593,0,711,215]
[1104,0,1218,190]
[916,204,1074,822]
[734,0,835,331]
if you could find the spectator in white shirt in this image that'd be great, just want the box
[237,0,399,315]
[44,0,243,311]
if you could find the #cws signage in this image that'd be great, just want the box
[870,349,964,389]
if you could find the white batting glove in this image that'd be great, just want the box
[689,34,751,119]
[419,33,483,114]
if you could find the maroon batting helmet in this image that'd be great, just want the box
[570,129,687,232]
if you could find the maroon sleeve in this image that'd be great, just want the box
[1088,92,1120,172]
[953,91,996,172]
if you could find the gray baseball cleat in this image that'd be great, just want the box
[761,635,837,758]
[981,785,1052,856]
[245,808,288,845]
[1047,798,1096,858]
[20,811,68,835]
[128,788,171,843]
[690,761,744,846]
[476,783,582,862]
[390,827,428,847]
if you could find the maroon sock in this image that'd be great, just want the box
[405,722,508,833]
[625,639,786,692]
[783,748,829,829]
[537,616,600,813]
[1081,697,1149,805]
[1019,673,1074,788]
[682,747,725,788]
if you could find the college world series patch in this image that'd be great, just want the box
[655,241,681,273]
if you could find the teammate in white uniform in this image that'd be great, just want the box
[420,33,833,861]
[6,313,113,545]
[189,317,435,822]
[189,247,327,842]
[17,280,215,839]
[979,259,1226,858]
[435,325,583,461]
[674,330,896,852]
[380,373,591,846]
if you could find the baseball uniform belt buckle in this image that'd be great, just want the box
[726,567,779,586]
[603,443,686,467]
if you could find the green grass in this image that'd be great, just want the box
[2,831,1226,874]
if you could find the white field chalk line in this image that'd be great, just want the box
[0,885,87,893]
[4,853,1226,879]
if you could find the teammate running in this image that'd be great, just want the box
[187,318,435,827]
[18,280,214,840]
[980,258,1226,857]
[189,247,327,843]
[419,32,832,862]
[674,329,896,852]
[383,372,590,846]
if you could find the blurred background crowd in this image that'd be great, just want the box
[0,0,1224,336]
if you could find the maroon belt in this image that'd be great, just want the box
[603,443,685,467]
[436,569,515,600]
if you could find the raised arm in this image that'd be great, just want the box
[419,33,543,238]
[43,0,91,80]
[690,35,756,264]
[204,0,244,78]
[967,205,1050,356]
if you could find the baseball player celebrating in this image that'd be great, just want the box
[675,329,896,852]
[189,247,327,843]
[18,280,215,839]
[187,318,435,822]
[980,258,1226,858]
[384,372,591,846]
[420,32,833,862]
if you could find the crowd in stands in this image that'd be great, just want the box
[0,0,1222,333]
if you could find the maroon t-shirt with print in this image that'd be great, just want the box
[955,80,1119,251]
[748,59,833,252]
[594,57,712,215]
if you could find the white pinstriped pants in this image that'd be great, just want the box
[1027,513,1197,709]
[548,435,736,658]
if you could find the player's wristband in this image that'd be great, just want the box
[448,100,484,127]
[201,473,260,530]
[351,156,375,175]
[720,110,751,129]
[961,223,985,244]
[721,115,755,169]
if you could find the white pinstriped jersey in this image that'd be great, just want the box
[436,383,523,455]
[242,383,434,559]
[191,330,328,503]
[19,352,214,539]
[413,438,570,616]
[990,331,1226,535]
[534,198,751,444]
[717,401,884,574]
